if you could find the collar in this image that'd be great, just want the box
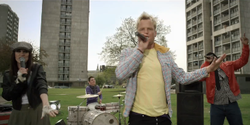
[154,43,170,53]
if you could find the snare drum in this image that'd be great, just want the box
[67,106,89,125]
[84,110,118,125]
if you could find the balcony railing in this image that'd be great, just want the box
[193,47,198,51]
[215,25,222,31]
[221,5,229,11]
[188,58,193,62]
[192,21,197,25]
[188,32,192,36]
[214,20,221,25]
[231,35,240,41]
[222,37,230,43]
[193,66,199,69]
[215,41,221,46]
[198,45,203,50]
[198,27,203,32]
[193,57,198,60]
[213,0,220,5]
[198,19,202,23]
[230,1,237,7]
[192,12,197,17]
[223,49,230,54]
[231,12,238,18]
[222,15,229,22]
[215,51,222,55]
[192,30,197,34]
[232,48,240,53]
[188,24,192,28]
[214,9,221,15]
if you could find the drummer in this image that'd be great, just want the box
[85,76,103,106]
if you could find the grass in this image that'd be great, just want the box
[1,88,250,125]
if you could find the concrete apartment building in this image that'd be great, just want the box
[40,0,89,87]
[0,4,18,42]
[186,0,250,93]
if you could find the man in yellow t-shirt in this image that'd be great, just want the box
[115,12,226,125]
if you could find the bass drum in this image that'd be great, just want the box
[83,110,118,125]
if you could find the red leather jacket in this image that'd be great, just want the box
[201,44,249,104]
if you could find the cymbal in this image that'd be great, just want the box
[77,94,98,99]
[120,91,126,94]
[113,94,124,97]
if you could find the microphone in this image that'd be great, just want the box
[135,32,147,42]
[20,57,27,77]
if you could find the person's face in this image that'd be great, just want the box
[205,55,214,63]
[137,19,157,46]
[88,78,96,86]
[15,49,29,64]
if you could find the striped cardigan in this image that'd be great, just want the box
[115,46,208,117]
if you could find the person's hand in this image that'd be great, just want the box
[137,32,149,53]
[16,68,28,83]
[241,33,249,45]
[41,105,58,119]
[97,91,102,95]
[206,54,226,73]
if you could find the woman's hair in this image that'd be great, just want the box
[9,50,33,79]
[136,12,157,30]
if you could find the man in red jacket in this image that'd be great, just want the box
[200,33,249,125]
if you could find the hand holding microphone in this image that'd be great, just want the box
[135,32,148,42]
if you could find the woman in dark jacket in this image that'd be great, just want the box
[1,42,58,125]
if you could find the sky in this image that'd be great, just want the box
[0,0,187,71]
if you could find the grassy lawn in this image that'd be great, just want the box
[1,88,249,125]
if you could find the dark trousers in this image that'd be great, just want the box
[210,101,243,125]
[128,112,172,125]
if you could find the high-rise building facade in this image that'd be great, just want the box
[0,4,19,42]
[40,0,89,87]
[186,0,250,75]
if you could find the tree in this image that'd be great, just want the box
[95,75,105,86]
[99,16,174,66]
[0,39,48,72]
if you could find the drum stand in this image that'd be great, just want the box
[77,99,86,125]
[118,96,122,125]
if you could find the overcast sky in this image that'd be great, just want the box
[0,0,187,71]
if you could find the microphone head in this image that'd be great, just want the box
[20,57,25,62]
[19,57,26,68]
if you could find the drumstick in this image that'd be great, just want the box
[100,84,105,92]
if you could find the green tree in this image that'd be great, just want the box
[95,75,105,86]
[99,16,174,66]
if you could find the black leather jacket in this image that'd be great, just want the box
[1,64,48,110]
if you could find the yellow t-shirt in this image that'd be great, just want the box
[131,48,169,117]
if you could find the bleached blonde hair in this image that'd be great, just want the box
[136,12,157,30]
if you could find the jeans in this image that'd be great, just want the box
[210,101,243,125]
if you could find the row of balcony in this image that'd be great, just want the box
[61,1,72,5]
[58,78,69,81]
[59,49,70,53]
[60,28,71,32]
[58,57,70,60]
[187,46,203,53]
[58,70,69,74]
[60,36,71,39]
[59,42,71,46]
[60,15,72,18]
[215,49,241,56]
[58,63,70,67]
[61,8,72,12]
[60,21,71,25]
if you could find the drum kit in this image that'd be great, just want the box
[68,92,126,125]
